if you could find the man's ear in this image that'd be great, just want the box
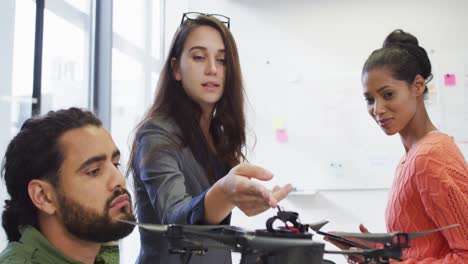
[171,57,182,81]
[412,74,426,97]
[28,179,58,215]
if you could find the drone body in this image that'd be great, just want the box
[164,222,325,264]
[116,207,460,264]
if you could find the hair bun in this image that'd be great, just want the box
[383,29,419,48]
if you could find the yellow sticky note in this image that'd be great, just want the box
[273,118,285,130]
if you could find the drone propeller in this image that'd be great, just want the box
[406,224,460,240]
[305,220,330,232]
[116,219,168,232]
[331,223,460,244]
[116,219,228,233]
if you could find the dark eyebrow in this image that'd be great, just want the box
[364,86,391,97]
[189,46,207,52]
[188,46,225,53]
[76,149,120,172]
[377,86,391,92]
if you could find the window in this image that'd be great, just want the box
[9,0,36,132]
[41,0,92,112]
[111,0,163,168]
[0,1,163,257]
[111,1,163,262]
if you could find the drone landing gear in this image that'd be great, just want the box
[169,248,207,264]
[167,225,209,264]
[240,245,325,264]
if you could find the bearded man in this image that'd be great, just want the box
[0,108,135,264]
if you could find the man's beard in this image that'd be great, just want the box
[57,188,136,243]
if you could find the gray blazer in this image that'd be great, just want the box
[133,117,231,264]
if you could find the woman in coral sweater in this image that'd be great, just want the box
[332,29,468,263]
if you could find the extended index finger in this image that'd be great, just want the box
[232,163,273,181]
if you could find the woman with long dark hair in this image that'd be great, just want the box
[128,13,291,263]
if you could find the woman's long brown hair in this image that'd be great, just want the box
[128,15,246,184]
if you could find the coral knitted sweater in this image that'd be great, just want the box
[385,132,468,263]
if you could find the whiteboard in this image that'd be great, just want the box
[233,0,468,191]
[170,0,468,190]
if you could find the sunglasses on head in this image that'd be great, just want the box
[180,12,230,29]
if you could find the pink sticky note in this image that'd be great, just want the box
[276,129,288,143]
[444,74,456,86]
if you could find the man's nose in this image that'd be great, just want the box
[108,164,126,190]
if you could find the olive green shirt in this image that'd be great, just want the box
[0,226,118,264]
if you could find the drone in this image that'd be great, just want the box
[117,207,459,264]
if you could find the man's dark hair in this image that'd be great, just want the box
[1,107,102,241]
